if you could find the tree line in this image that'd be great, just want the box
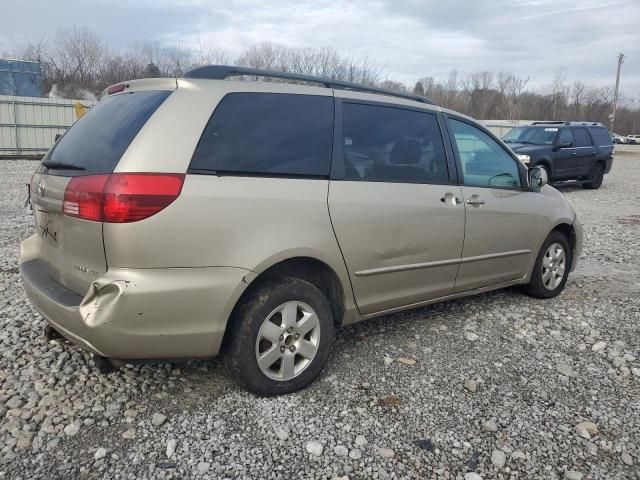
[6,27,639,134]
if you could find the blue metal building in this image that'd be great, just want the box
[0,59,44,97]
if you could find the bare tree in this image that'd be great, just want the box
[236,42,383,85]
[571,80,586,119]
[7,27,640,133]
[49,27,104,97]
[548,68,569,120]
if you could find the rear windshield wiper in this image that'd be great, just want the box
[41,161,86,170]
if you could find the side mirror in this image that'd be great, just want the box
[528,166,548,189]
[54,133,62,142]
[555,140,572,150]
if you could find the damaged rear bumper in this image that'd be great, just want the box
[20,259,254,360]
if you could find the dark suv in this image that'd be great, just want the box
[503,121,614,189]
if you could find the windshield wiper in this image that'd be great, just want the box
[41,161,86,170]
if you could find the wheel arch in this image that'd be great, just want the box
[550,222,576,255]
[537,158,552,176]
[221,256,349,352]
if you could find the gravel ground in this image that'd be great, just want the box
[1,155,639,480]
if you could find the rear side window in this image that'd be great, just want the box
[340,103,449,184]
[43,90,171,174]
[190,93,334,176]
[572,128,592,147]
[588,127,612,146]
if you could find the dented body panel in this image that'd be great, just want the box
[22,233,253,359]
[328,181,465,314]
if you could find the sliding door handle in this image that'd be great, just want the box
[465,196,485,206]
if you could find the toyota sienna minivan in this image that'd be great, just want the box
[20,66,583,395]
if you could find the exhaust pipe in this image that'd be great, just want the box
[44,325,62,340]
[93,354,122,374]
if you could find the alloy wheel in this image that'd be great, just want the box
[254,301,321,381]
[542,242,566,290]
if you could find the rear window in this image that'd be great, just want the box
[43,90,171,174]
[189,93,334,176]
[588,127,612,146]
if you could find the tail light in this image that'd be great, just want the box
[106,83,126,95]
[63,173,184,223]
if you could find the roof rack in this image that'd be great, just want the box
[531,120,605,127]
[184,65,434,105]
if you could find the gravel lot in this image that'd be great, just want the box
[1,154,639,480]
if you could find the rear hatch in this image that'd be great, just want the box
[30,87,173,296]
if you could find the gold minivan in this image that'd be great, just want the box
[20,66,582,395]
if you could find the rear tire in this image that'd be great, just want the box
[521,231,571,299]
[583,163,604,189]
[224,277,335,396]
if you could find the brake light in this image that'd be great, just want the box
[106,83,126,95]
[63,175,109,221]
[63,173,184,223]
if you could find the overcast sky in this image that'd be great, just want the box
[3,0,639,101]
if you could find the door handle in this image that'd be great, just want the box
[440,192,462,205]
[571,152,577,156]
[465,196,485,206]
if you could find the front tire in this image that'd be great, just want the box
[540,165,551,183]
[224,277,335,396]
[583,163,604,189]
[522,231,571,299]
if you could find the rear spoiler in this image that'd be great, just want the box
[101,78,178,98]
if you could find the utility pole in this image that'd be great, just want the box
[610,53,624,133]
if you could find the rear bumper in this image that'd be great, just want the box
[20,245,254,360]
[604,156,613,174]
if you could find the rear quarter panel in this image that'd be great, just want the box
[104,80,359,324]
[102,176,357,320]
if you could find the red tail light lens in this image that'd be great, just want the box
[103,174,184,222]
[63,173,184,223]
[63,175,109,221]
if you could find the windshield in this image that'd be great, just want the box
[503,126,558,145]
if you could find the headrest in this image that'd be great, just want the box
[390,139,421,165]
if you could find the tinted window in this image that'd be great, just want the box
[572,128,592,147]
[450,119,521,189]
[190,93,333,176]
[558,128,574,145]
[43,90,171,174]
[588,127,612,146]
[341,103,449,184]
[503,126,557,145]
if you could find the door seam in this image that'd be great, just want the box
[453,186,467,290]
[325,180,362,317]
